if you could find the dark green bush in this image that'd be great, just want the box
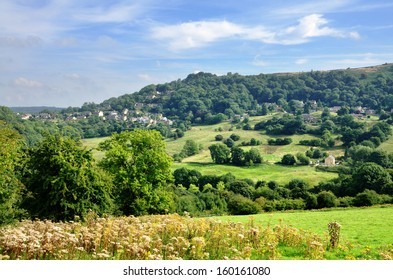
[353,189,381,206]
[227,194,260,215]
[316,191,338,209]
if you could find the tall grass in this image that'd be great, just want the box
[1,213,392,260]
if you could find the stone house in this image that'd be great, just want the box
[324,155,335,166]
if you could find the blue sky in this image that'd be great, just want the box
[1,0,393,107]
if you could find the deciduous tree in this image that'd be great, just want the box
[99,129,174,215]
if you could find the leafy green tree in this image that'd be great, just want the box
[215,134,223,141]
[181,139,200,157]
[296,152,311,165]
[209,143,231,164]
[173,167,201,188]
[227,180,254,199]
[223,137,235,147]
[351,162,391,194]
[316,191,338,209]
[231,146,245,166]
[99,129,174,216]
[261,103,269,116]
[0,122,26,224]
[304,193,318,209]
[22,134,113,221]
[286,179,309,199]
[353,189,380,206]
[227,194,260,215]
[244,148,262,164]
[281,154,296,165]
[230,133,241,141]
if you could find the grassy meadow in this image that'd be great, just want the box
[169,117,342,185]
[82,115,345,185]
[1,206,392,260]
[217,205,393,249]
[81,136,108,161]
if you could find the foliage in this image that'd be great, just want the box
[99,129,174,216]
[227,194,260,215]
[174,139,202,161]
[351,162,392,194]
[223,137,235,147]
[268,137,293,145]
[215,134,223,141]
[316,191,338,209]
[0,122,26,225]
[254,115,305,135]
[209,143,231,164]
[306,148,325,159]
[353,189,381,206]
[281,154,296,165]
[296,152,311,165]
[299,138,326,147]
[229,133,241,141]
[22,134,113,221]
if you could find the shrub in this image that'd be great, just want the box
[281,154,296,165]
[223,138,235,147]
[337,196,353,207]
[227,180,255,199]
[227,194,260,215]
[230,133,241,141]
[268,138,292,145]
[316,191,338,209]
[304,193,318,209]
[353,189,381,206]
[296,152,311,165]
[215,134,224,141]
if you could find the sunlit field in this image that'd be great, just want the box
[1,206,392,260]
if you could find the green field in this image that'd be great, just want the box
[82,116,343,185]
[173,161,336,185]
[216,205,393,249]
[81,136,108,161]
[379,133,393,153]
[81,115,393,185]
[165,116,341,185]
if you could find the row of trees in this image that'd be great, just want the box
[173,165,393,216]
[1,126,175,223]
[2,121,393,224]
[209,144,262,166]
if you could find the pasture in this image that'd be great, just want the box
[217,205,393,249]
[1,206,392,260]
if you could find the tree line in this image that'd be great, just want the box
[2,121,393,225]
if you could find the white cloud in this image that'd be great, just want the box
[151,20,246,50]
[13,77,43,88]
[151,14,359,50]
[278,14,360,44]
[0,0,147,40]
[295,59,308,65]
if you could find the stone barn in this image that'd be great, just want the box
[324,155,335,166]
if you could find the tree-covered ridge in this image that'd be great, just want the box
[2,63,393,143]
[97,63,393,124]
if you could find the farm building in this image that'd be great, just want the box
[324,155,335,166]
